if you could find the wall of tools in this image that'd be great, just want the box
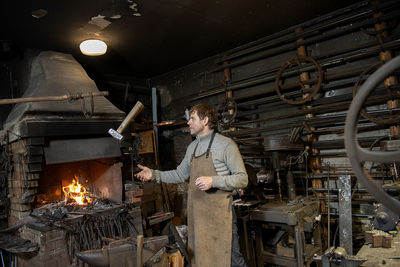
[149,0,400,264]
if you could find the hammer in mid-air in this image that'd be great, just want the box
[108,101,144,140]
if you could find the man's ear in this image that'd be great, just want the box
[203,116,209,126]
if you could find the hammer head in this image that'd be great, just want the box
[108,128,123,140]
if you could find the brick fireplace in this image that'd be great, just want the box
[0,51,143,266]
[8,136,123,225]
[2,51,126,225]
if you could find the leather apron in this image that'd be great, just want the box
[187,132,232,267]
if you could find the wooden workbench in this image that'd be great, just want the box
[357,229,400,267]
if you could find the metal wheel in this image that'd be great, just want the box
[345,55,400,216]
[275,55,323,105]
[353,62,400,124]
[218,98,237,126]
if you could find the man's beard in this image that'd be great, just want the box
[190,126,204,136]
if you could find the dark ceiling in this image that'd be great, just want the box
[2,0,359,79]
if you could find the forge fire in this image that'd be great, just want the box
[62,176,92,205]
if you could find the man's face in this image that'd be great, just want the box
[187,111,208,136]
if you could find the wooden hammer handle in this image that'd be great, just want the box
[116,101,144,133]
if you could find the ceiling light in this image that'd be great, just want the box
[79,40,107,56]
[31,9,48,19]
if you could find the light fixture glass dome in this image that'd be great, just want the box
[79,39,107,56]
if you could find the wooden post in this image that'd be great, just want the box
[136,234,144,267]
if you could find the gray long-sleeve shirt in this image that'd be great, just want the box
[151,130,248,191]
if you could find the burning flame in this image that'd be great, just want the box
[62,176,92,205]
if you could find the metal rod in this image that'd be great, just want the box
[0,91,109,105]
[233,88,399,128]
[313,187,400,193]
[0,250,4,267]
[310,136,385,149]
[306,154,309,197]
[152,87,159,167]
[304,123,384,135]
[306,173,391,179]
[276,170,282,202]
[213,5,400,69]
[321,213,371,218]
[193,37,400,100]
[286,170,296,201]
[215,0,373,64]
[327,164,331,248]
[228,106,400,138]
[339,175,353,255]
[213,15,375,71]
[123,82,130,111]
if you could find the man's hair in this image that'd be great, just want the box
[190,104,218,130]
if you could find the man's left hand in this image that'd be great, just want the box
[195,176,213,191]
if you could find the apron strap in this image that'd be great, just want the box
[206,131,216,158]
[192,142,199,159]
[192,131,217,159]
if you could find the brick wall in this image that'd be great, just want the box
[8,139,42,226]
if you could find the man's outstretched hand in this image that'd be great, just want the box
[135,164,152,182]
[195,176,213,191]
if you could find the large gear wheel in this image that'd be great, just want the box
[345,56,400,216]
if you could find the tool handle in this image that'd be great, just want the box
[117,101,144,133]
